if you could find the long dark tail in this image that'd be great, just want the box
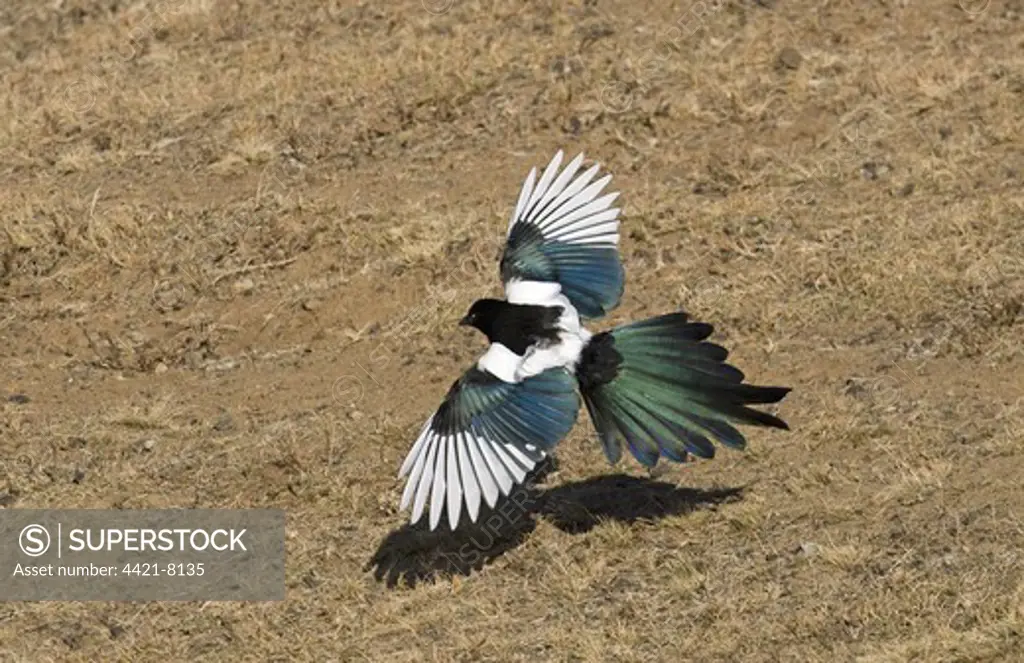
[575,312,790,467]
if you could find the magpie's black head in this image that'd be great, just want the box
[459,298,504,337]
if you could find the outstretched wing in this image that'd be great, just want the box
[397,365,580,530]
[500,150,625,319]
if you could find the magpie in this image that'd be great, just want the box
[397,150,791,531]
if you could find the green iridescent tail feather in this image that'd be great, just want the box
[576,312,791,467]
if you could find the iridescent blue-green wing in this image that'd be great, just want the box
[500,150,624,319]
[397,365,580,530]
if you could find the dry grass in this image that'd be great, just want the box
[2,0,1023,661]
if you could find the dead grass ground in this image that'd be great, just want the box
[2,0,1023,660]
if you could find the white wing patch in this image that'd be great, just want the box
[398,421,545,530]
[505,279,562,306]
[514,337,584,381]
[504,149,622,254]
[476,343,520,383]
[509,165,538,233]
[514,293,590,381]
[477,291,590,384]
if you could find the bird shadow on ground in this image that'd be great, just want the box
[365,458,745,588]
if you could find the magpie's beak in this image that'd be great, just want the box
[458,315,472,327]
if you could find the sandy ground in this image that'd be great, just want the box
[2,0,1023,661]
